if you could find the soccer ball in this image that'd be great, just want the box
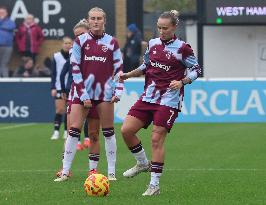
[84,173,110,197]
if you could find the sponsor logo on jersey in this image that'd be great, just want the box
[84,55,107,63]
[150,60,171,71]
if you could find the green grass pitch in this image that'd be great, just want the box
[0,123,266,205]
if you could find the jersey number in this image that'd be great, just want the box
[167,110,175,124]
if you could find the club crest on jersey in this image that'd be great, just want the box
[85,44,90,50]
[102,45,108,52]
[165,51,171,59]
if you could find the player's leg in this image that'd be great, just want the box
[142,125,167,196]
[83,118,91,148]
[96,102,117,180]
[121,100,154,178]
[55,100,72,178]
[51,97,65,140]
[76,122,84,151]
[121,115,150,178]
[55,111,73,178]
[63,113,68,139]
[87,117,100,175]
[142,106,178,196]
[54,103,88,181]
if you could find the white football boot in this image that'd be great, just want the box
[54,174,69,182]
[108,173,117,181]
[142,184,160,196]
[51,130,59,140]
[123,162,151,178]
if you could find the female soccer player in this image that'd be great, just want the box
[60,19,95,151]
[119,10,202,196]
[54,7,124,182]
[51,36,72,140]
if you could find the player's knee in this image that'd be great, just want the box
[151,135,162,149]
[90,137,99,144]
[89,131,99,143]
[89,130,99,138]
[121,125,131,138]
[151,138,158,148]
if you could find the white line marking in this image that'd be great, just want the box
[0,123,36,131]
[0,168,264,173]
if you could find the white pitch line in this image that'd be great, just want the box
[0,123,36,131]
[0,168,264,173]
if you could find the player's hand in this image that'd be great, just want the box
[51,89,57,97]
[61,92,67,100]
[169,80,183,90]
[110,96,120,103]
[118,73,128,83]
[83,99,92,109]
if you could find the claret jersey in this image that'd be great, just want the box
[70,32,124,102]
[138,36,201,110]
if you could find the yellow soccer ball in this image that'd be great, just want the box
[84,173,110,197]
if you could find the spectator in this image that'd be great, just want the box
[13,57,38,77]
[15,14,44,63]
[38,57,52,77]
[0,6,16,77]
[123,23,142,73]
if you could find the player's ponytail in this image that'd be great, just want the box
[73,19,89,31]
[159,10,179,26]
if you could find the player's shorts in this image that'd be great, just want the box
[67,97,99,119]
[128,100,179,132]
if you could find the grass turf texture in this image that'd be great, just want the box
[0,123,266,205]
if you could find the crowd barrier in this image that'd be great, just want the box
[0,78,265,123]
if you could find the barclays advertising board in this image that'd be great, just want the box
[115,79,266,123]
[0,79,266,123]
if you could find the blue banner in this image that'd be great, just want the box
[0,81,54,122]
[1,79,266,123]
[114,79,266,122]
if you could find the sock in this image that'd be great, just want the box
[88,153,100,171]
[129,142,148,165]
[64,113,67,131]
[54,113,62,131]
[150,162,164,186]
[84,119,89,138]
[102,127,117,175]
[62,127,80,175]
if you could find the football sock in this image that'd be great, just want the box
[62,127,80,175]
[54,113,62,131]
[88,153,100,171]
[129,142,148,165]
[150,162,164,186]
[102,127,116,175]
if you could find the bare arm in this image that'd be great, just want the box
[119,68,143,82]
